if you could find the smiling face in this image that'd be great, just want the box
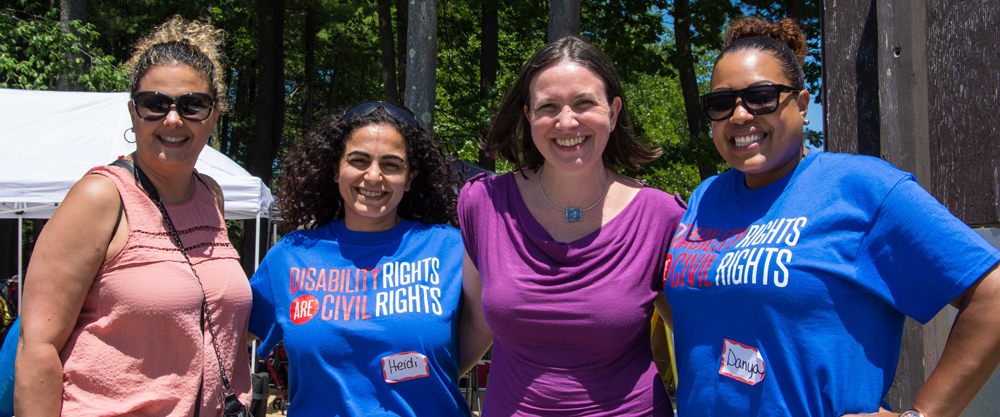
[334,124,417,232]
[710,49,810,189]
[524,60,622,173]
[128,65,217,174]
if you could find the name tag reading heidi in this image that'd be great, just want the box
[381,352,430,383]
[719,339,766,385]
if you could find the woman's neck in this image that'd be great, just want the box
[343,213,402,233]
[536,162,610,209]
[130,154,197,204]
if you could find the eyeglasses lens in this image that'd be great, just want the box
[701,85,785,121]
[743,87,780,111]
[134,92,214,121]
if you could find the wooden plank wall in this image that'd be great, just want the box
[823,0,1000,412]
[925,0,1000,227]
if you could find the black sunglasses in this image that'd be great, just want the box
[343,102,418,126]
[131,91,216,121]
[700,84,801,121]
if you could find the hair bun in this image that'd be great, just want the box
[724,17,807,66]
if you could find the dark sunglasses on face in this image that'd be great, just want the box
[343,101,418,126]
[131,91,216,121]
[699,84,801,121]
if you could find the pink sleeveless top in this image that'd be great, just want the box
[59,164,252,416]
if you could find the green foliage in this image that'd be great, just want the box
[2,0,823,200]
[739,0,824,102]
[0,0,127,91]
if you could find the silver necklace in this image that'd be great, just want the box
[538,167,611,222]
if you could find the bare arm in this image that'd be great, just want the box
[15,175,123,416]
[653,292,673,332]
[843,262,1000,417]
[457,251,493,376]
[198,173,225,214]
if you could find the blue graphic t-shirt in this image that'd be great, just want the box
[249,219,471,417]
[665,151,1000,416]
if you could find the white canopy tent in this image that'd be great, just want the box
[0,89,275,312]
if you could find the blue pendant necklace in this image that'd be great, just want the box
[538,167,611,222]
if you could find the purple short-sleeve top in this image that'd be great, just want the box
[458,172,686,416]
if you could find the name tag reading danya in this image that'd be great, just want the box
[381,352,430,383]
[719,339,766,385]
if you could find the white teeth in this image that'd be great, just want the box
[358,189,385,198]
[555,136,585,147]
[733,134,763,148]
[159,136,187,143]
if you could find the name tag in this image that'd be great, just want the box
[719,339,766,385]
[381,352,430,383]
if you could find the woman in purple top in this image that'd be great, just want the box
[457,36,685,416]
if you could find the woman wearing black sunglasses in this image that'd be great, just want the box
[247,102,471,416]
[16,16,252,416]
[663,17,1000,417]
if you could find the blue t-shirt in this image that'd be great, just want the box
[665,151,1000,416]
[249,219,471,417]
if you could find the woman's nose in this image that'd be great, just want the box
[364,163,382,181]
[730,100,754,124]
[162,106,184,127]
[555,107,580,129]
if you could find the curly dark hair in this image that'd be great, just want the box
[278,104,461,229]
[716,17,807,90]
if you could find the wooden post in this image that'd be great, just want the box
[404,0,438,132]
[547,0,581,42]
[823,0,1000,412]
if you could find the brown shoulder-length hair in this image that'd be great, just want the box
[482,35,661,173]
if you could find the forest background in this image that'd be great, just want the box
[1,0,824,276]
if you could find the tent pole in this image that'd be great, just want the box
[250,211,262,375]
[255,211,261,268]
[17,207,23,315]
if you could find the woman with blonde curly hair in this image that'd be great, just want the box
[16,16,251,416]
[664,16,1000,416]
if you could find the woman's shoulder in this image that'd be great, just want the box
[411,221,460,236]
[808,151,913,189]
[638,183,687,205]
[409,221,463,247]
[458,172,513,210]
[460,172,511,194]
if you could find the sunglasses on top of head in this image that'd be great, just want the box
[342,101,418,127]
[131,91,216,122]
[699,84,801,122]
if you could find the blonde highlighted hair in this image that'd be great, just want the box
[127,15,228,113]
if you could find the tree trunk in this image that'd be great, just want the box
[787,0,804,21]
[329,60,341,110]
[478,0,499,171]
[547,0,581,42]
[378,0,399,103]
[303,6,317,129]
[404,0,438,132]
[0,220,15,279]
[57,0,86,91]
[244,0,286,275]
[395,0,408,101]
[672,0,716,180]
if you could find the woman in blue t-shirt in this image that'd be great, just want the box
[663,17,1000,417]
[248,102,474,416]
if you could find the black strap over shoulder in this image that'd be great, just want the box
[106,160,132,244]
[110,157,248,416]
